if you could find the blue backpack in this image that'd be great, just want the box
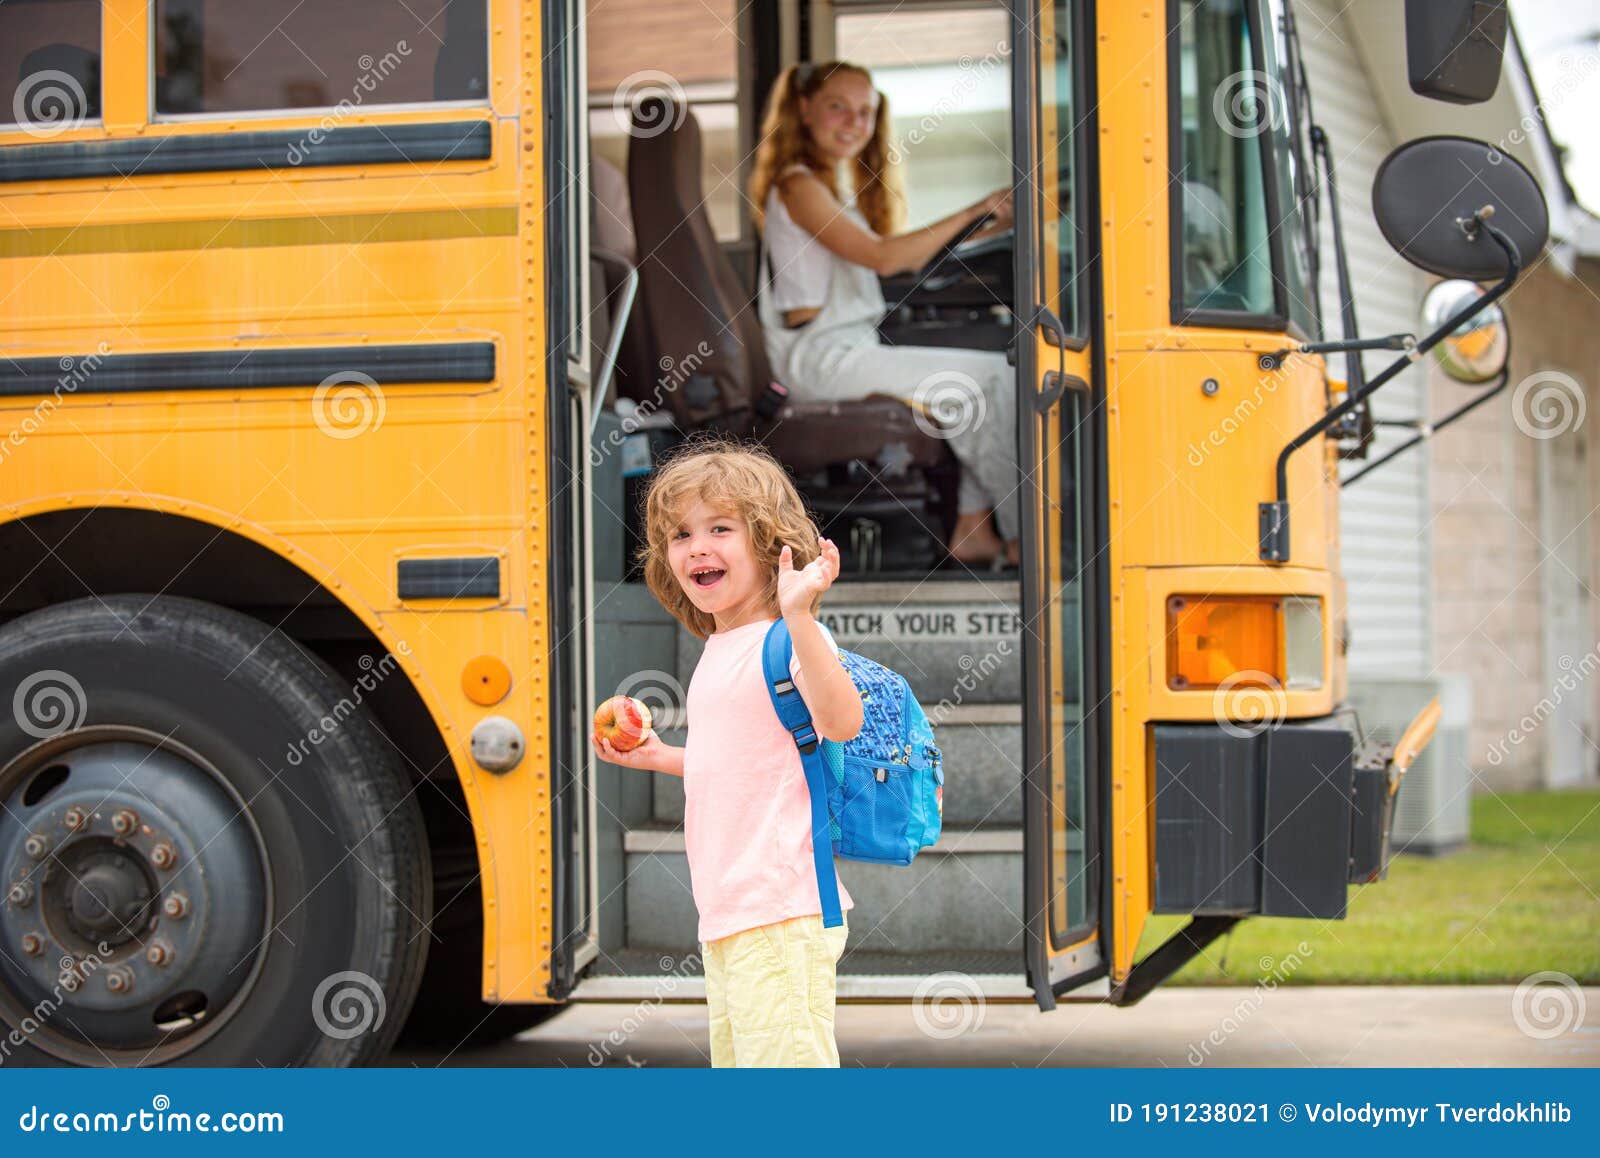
[761,619,943,928]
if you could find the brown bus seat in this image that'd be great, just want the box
[624,96,951,478]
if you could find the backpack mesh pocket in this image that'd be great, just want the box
[838,757,916,864]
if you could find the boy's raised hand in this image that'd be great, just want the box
[777,538,841,618]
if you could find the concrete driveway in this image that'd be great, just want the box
[389,986,1599,1067]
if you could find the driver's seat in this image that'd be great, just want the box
[626,97,955,568]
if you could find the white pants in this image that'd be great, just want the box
[791,335,1020,542]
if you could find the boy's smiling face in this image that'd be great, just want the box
[667,500,768,631]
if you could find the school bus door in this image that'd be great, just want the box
[548,0,603,1000]
[1012,0,1106,1009]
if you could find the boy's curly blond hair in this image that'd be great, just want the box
[638,437,823,639]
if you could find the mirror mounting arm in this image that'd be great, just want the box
[1258,218,1522,563]
[1341,364,1511,487]
[1258,333,1416,373]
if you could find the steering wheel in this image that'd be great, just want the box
[915,217,1015,292]
[916,212,993,283]
[914,172,1070,286]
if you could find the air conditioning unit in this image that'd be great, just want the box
[1344,675,1471,854]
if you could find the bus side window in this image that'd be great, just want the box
[153,0,489,117]
[1174,0,1275,319]
[2,1,103,132]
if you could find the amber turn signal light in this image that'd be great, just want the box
[1166,595,1283,690]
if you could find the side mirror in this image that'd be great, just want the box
[1420,280,1508,384]
[1372,136,1548,279]
[1405,0,1509,105]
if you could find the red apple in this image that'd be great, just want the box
[593,695,653,752]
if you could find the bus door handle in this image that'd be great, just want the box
[1033,305,1085,413]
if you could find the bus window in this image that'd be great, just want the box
[153,0,488,116]
[835,4,1011,229]
[1173,0,1275,320]
[586,0,743,242]
[1039,0,1084,338]
[2,0,102,132]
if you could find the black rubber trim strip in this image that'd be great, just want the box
[397,557,500,600]
[0,342,495,395]
[0,120,491,184]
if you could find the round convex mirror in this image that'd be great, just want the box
[1420,279,1509,384]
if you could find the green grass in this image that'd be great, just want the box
[1136,789,1600,985]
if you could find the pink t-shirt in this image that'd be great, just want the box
[682,617,854,943]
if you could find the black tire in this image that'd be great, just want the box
[0,596,430,1067]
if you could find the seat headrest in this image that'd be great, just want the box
[629,96,703,216]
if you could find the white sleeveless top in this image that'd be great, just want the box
[762,170,837,311]
[758,167,888,389]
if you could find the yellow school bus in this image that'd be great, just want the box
[0,0,1541,1064]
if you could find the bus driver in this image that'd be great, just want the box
[748,61,1021,568]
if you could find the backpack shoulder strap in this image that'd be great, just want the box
[761,619,843,928]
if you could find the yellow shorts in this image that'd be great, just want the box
[701,913,848,1068]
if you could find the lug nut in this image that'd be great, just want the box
[145,941,173,967]
[21,933,43,956]
[7,882,34,907]
[60,969,81,992]
[111,809,139,836]
[62,806,87,832]
[105,966,135,994]
[149,843,176,870]
[163,893,190,920]
[23,834,50,860]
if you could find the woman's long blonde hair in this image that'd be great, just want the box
[748,61,905,238]
[638,438,823,639]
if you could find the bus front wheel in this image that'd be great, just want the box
[0,595,429,1067]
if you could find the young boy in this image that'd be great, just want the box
[592,441,862,1066]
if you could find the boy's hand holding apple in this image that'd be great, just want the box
[591,694,684,775]
[591,727,672,770]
